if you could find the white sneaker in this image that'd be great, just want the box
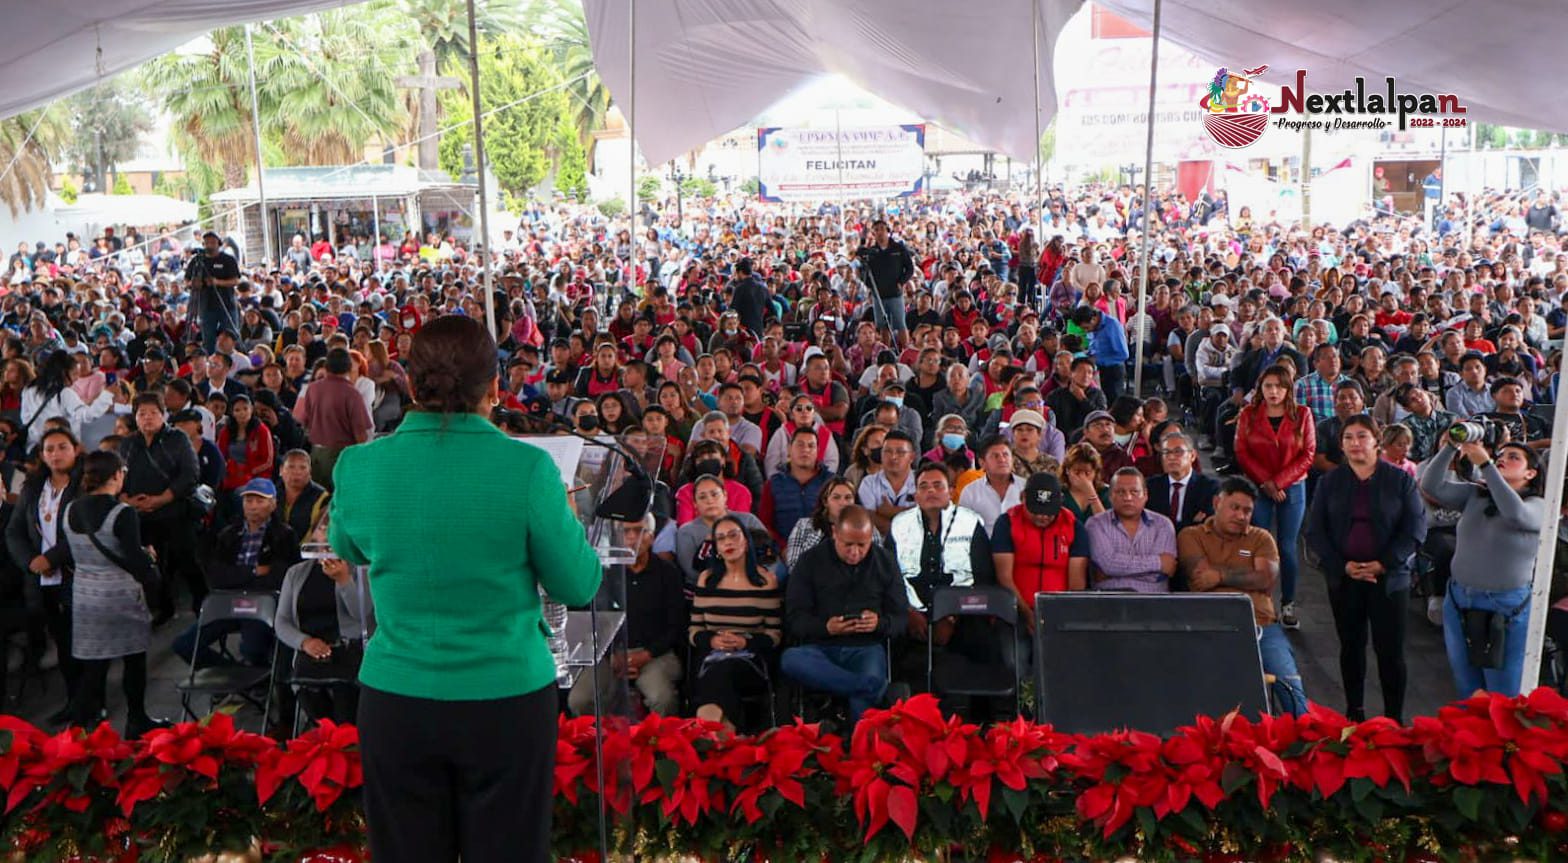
[1280,602,1300,629]
[1427,596,1444,627]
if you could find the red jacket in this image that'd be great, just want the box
[1234,403,1316,489]
[216,420,276,491]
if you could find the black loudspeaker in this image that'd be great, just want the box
[1033,593,1268,736]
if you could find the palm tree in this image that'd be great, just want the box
[525,0,610,170]
[0,108,68,217]
[383,0,525,169]
[261,10,410,164]
[141,28,257,189]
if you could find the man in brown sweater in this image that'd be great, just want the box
[295,347,371,489]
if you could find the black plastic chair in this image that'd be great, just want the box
[175,591,278,731]
[926,585,1021,708]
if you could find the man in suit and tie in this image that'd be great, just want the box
[1147,433,1219,590]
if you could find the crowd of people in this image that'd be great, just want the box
[1,175,1566,735]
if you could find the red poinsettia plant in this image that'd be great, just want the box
[255,719,366,860]
[712,719,844,863]
[0,719,137,862]
[3,690,1568,862]
[116,712,273,863]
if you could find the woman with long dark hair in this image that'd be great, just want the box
[61,450,167,737]
[1234,362,1316,629]
[688,514,782,731]
[329,315,601,863]
[1421,436,1545,697]
[217,394,276,495]
[1306,415,1426,722]
[21,349,119,449]
[784,477,864,569]
[4,427,81,723]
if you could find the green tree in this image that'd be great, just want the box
[384,0,524,169]
[65,80,153,194]
[0,108,69,217]
[637,175,661,202]
[553,114,589,200]
[141,28,258,189]
[437,35,577,198]
[111,173,134,195]
[597,198,625,218]
[259,10,409,164]
[681,176,717,199]
[525,0,611,169]
[58,176,79,205]
[740,177,760,197]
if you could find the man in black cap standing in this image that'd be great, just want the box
[187,231,240,354]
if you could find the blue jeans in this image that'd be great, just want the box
[1258,624,1308,716]
[870,294,908,333]
[1252,482,1306,604]
[172,619,273,669]
[1444,581,1532,697]
[781,642,888,721]
[199,295,239,354]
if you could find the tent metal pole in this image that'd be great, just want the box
[1520,375,1568,692]
[464,0,496,338]
[244,24,271,267]
[1132,0,1163,396]
[1031,0,1043,227]
[371,195,380,259]
[627,0,637,271]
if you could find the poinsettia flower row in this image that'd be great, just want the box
[4,691,1568,862]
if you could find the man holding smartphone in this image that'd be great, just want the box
[780,506,907,722]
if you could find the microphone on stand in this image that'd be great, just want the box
[492,400,654,522]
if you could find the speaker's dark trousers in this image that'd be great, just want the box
[357,683,558,863]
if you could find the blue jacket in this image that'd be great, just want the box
[1089,311,1130,366]
[760,466,832,544]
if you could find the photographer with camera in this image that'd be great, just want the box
[1420,423,1545,697]
[855,219,915,349]
[185,231,241,354]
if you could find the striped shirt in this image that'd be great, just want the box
[689,575,783,649]
[1079,509,1177,593]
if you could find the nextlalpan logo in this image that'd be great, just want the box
[1200,65,1468,149]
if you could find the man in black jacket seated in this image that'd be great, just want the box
[780,505,908,721]
[567,514,685,716]
[172,478,300,669]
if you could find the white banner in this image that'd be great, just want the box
[756,125,926,202]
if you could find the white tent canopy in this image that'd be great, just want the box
[0,0,350,120]
[53,192,197,226]
[585,0,1568,169]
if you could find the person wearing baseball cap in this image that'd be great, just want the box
[992,471,1081,661]
[171,476,300,685]
[1081,409,1137,483]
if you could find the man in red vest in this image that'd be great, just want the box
[991,472,1081,677]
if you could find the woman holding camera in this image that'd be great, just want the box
[1420,433,1544,697]
[1306,415,1426,722]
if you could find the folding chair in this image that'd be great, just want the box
[282,564,372,736]
[789,636,894,723]
[926,586,1021,714]
[175,591,278,731]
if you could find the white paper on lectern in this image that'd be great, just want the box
[517,435,584,486]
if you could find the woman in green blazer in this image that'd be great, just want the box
[329,316,600,863]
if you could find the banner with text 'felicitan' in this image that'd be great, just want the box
[756,125,926,202]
